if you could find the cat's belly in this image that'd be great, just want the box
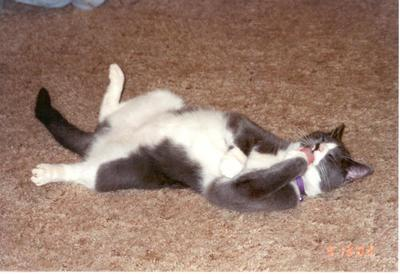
[157,111,231,189]
[87,109,232,189]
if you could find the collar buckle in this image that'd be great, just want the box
[295,176,307,201]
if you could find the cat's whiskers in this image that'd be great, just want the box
[294,130,313,148]
[320,163,332,190]
[291,126,308,143]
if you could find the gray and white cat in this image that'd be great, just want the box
[32,64,373,212]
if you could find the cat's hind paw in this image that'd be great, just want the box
[31,163,60,186]
[109,63,125,84]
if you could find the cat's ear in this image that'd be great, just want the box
[330,124,345,141]
[344,159,374,183]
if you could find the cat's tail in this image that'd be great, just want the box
[35,88,93,157]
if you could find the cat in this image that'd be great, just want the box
[31,64,373,212]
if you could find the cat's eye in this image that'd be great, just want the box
[327,154,336,162]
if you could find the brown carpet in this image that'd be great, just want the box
[0,0,397,271]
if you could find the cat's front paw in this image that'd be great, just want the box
[220,156,244,179]
[109,63,124,84]
[31,163,60,186]
[285,149,311,164]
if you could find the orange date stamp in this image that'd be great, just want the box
[326,243,375,257]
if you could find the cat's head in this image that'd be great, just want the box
[300,124,373,193]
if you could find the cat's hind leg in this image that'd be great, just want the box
[106,89,185,129]
[99,64,125,123]
[99,64,185,128]
[31,162,96,189]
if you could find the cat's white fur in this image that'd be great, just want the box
[32,64,337,198]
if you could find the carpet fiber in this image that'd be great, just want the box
[0,0,397,271]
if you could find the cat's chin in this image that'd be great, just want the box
[302,166,323,197]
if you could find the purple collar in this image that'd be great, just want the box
[295,176,307,201]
